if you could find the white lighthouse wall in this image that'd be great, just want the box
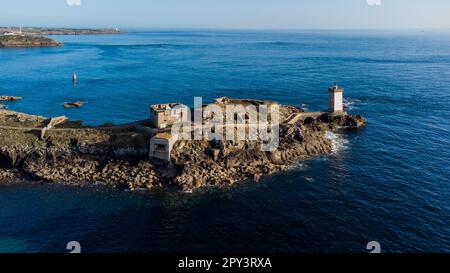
[334,92,343,112]
[329,92,344,113]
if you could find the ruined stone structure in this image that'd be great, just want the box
[149,103,189,129]
[148,90,346,163]
[148,103,189,162]
[204,98,278,123]
[148,98,279,162]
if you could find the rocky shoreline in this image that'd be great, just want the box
[0,105,366,192]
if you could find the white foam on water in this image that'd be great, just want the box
[305,177,315,182]
[287,162,308,171]
[325,131,349,153]
[300,103,309,112]
[344,97,366,111]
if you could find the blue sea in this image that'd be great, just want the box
[0,30,449,253]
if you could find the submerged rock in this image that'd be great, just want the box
[319,113,367,129]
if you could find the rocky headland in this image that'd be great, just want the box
[0,102,366,192]
[0,35,63,48]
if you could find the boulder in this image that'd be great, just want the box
[63,101,84,108]
[0,96,22,102]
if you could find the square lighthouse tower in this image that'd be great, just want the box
[328,84,344,115]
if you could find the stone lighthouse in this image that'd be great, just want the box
[328,83,344,115]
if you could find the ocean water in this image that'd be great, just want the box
[0,30,449,253]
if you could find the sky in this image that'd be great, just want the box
[1,0,450,30]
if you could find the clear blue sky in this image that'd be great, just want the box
[2,0,450,29]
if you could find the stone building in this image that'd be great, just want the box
[148,103,188,162]
[150,103,189,129]
[149,133,177,162]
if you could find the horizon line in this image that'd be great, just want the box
[2,25,450,32]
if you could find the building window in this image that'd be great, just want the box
[155,144,166,150]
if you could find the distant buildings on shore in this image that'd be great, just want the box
[1,27,124,37]
[2,27,23,36]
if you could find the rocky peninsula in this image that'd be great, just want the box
[0,96,366,192]
[0,35,63,48]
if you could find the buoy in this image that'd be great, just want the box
[72,72,77,83]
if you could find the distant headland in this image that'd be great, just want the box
[0,35,63,48]
[0,27,125,48]
[0,27,125,35]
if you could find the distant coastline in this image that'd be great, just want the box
[0,27,126,35]
[0,27,125,48]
